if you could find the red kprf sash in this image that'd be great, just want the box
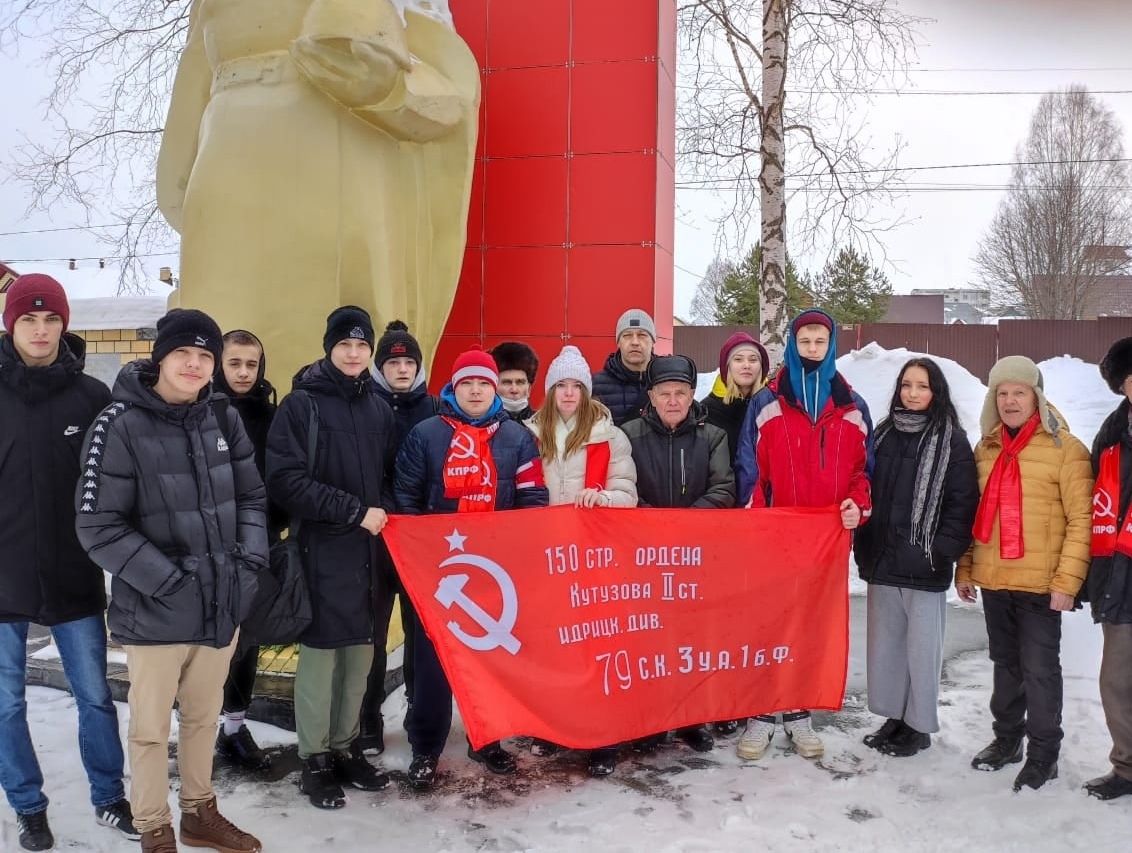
[584,441,612,490]
[973,412,1041,559]
[1091,444,1132,557]
[442,417,500,512]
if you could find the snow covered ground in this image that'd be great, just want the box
[11,346,1130,852]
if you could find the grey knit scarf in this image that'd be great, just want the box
[874,408,953,558]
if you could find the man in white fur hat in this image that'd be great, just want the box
[956,355,1093,792]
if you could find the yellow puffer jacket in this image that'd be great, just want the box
[956,414,1093,596]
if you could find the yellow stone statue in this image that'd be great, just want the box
[157,0,480,383]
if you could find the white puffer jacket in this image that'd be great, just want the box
[525,414,638,507]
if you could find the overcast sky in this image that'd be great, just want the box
[2,1,1131,315]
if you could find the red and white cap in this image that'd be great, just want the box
[451,346,499,389]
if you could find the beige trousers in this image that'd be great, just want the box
[123,635,237,833]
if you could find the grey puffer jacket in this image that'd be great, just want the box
[75,360,268,647]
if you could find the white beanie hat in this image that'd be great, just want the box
[544,345,593,394]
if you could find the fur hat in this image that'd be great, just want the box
[3,273,70,334]
[451,346,499,390]
[322,305,375,357]
[718,331,769,382]
[647,354,697,389]
[544,345,592,394]
[152,308,223,365]
[375,320,422,368]
[1100,337,1132,395]
[980,355,1055,436]
[489,341,539,383]
[615,308,657,342]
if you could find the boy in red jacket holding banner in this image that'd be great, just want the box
[734,308,873,760]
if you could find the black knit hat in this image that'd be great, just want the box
[152,308,223,366]
[375,320,422,368]
[489,341,539,383]
[323,305,375,357]
[1100,336,1132,394]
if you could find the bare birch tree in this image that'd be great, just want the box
[679,0,920,362]
[974,86,1132,320]
[1,0,190,293]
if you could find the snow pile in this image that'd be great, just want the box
[69,297,166,331]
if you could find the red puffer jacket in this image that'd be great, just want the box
[747,371,873,514]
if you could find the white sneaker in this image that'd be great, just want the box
[736,718,775,760]
[784,716,824,758]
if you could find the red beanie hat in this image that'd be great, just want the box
[718,331,769,381]
[790,309,834,336]
[451,346,499,389]
[3,274,70,334]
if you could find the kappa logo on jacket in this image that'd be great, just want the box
[78,402,130,514]
[217,435,228,453]
[63,425,81,436]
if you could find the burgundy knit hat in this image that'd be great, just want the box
[718,331,769,382]
[3,273,70,334]
[451,346,499,390]
[790,309,834,336]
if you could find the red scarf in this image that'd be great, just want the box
[442,417,500,513]
[973,412,1041,559]
[1091,444,1132,558]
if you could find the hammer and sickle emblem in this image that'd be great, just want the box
[449,432,477,460]
[434,553,521,655]
[1095,489,1115,520]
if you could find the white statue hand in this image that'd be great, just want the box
[291,34,406,106]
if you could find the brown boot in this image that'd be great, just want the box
[180,797,261,853]
[141,824,179,853]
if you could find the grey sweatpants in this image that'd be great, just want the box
[866,584,946,734]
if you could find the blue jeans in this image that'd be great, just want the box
[0,616,126,814]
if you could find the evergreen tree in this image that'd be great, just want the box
[812,247,891,323]
[714,244,808,326]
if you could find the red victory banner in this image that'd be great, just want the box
[383,506,850,750]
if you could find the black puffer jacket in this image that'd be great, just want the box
[394,397,549,514]
[854,424,979,592]
[214,362,286,538]
[372,371,438,452]
[1087,401,1132,624]
[75,360,268,647]
[0,334,111,625]
[592,352,651,428]
[266,359,396,648]
[621,402,736,509]
[700,389,750,470]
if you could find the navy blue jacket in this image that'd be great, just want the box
[591,352,652,428]
[267,360,396,648]
[394,397,548,515]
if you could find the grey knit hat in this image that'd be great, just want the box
[615,308,656,342]
[544,345,592,394]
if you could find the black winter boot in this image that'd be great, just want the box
[878,725,930,757]
[971,737,1023,771]
[357,715,385,755]
[468,741,517,775]
[1013,758,1058,791]
[1084,771,1132,800]
[407,754,439,790]
[674,725,715,753]
[863,718,904,750]
[331,741,390,791]
[301,753,347,809]
[588,747,618,777]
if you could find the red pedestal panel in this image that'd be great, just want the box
[442,0,675,404]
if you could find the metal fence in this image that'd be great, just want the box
[674,318,1132,381]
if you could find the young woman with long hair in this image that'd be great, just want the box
[526,345,637,776]
[854,357,979,757]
